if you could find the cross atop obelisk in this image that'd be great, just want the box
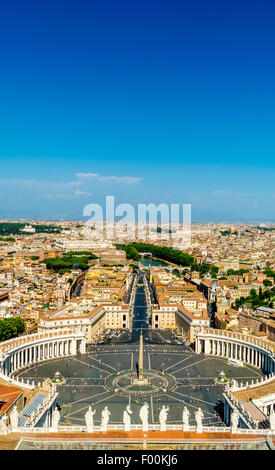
[138,329,143,381]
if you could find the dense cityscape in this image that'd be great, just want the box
[0,220,274,451]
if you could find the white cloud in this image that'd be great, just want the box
[75,173,142,184]
[75,173,99,179]
[98,175,142,183]
[0,171,142,201]
[74,190,92,197]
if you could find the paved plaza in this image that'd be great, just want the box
[16,343,264,427]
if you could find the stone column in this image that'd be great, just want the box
[253,349,256,367]
[71,339,77,356]
[80,339,86,355]
[205,339,210,355]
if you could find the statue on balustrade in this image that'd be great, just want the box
[0,416,8,435]
[269,407,275,431]
[182,406,190,431]
[195,407,204,433]
[85,406,96,433]
[230,408,239,430]
[159,405,169,431]
[123,405,132,431]
[51,407,60,431]
[101,406,110,431]
[10,405,19,431]
[139,402,149,431]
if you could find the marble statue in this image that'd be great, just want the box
[123,405,132,432]
[195,407,204,433]
[10,405,19,431]
[140,403,149,431]
[0,417,8,435]
[51,407,60,431]
[182,406,190,431]
[101,406,110,432]
[231,408,239,430]
[159,405,169,431]
[85,406,96,433]
[269,408,275,431]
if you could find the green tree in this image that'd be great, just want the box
[0,317,26,342]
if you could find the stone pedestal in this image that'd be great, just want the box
[196,424,203,434]
[131,376,150,386]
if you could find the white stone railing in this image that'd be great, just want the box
[0,328,82,356]
[0,370,35,390]
[229,372,275,393]
[1,423,273,436]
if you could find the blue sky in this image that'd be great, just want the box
[0,0,274,221]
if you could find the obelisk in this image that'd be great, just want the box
[138,330,143,381]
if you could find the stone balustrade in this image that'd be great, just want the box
[1,422,273,435]
[229,372,275,393]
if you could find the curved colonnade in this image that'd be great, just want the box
[0,326,275,435]
[195,327,275,375]
[0,328,86,387]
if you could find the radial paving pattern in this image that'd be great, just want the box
[16,343,264,427]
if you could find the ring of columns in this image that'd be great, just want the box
[0,329,86,385]
[195,327,275,375]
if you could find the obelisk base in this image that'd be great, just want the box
[131,376,150,386]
